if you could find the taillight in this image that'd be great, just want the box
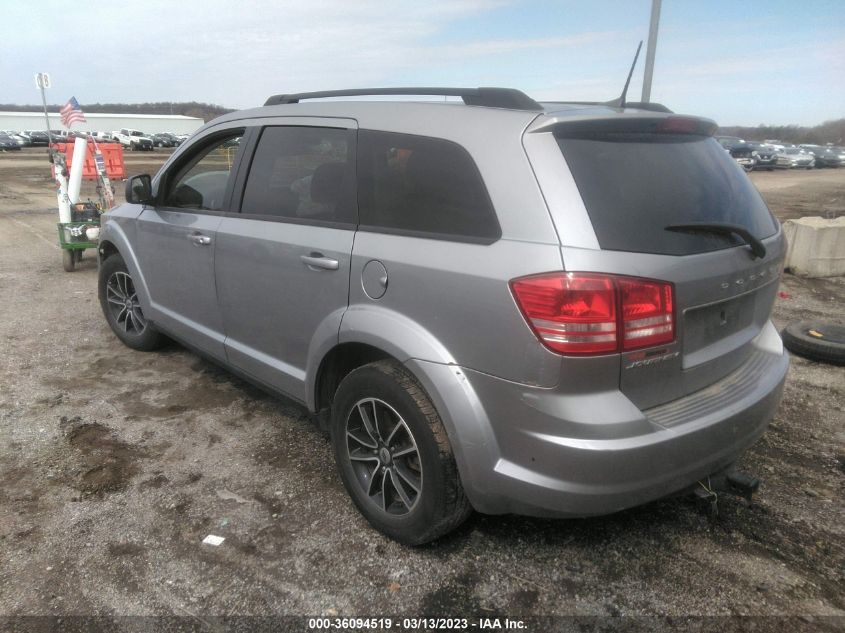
[510,273,674,356]
[618,278,674,350]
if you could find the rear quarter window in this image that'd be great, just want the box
[357,130,500,242]
[557,132,778,255]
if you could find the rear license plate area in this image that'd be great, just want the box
[683,292,756,357]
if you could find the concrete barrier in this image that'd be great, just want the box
[782,216,845,278]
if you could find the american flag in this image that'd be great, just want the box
[60,97,87,127]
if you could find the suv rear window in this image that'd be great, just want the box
[357,130,500,242]
[556,132,778,255]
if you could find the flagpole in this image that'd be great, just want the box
[36,75,72,225]
[37,74,53,151]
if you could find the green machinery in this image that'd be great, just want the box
[53,140,115,272]
[57,203,101,272]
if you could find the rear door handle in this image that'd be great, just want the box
[300,253,339,271]
[189,233,212,246]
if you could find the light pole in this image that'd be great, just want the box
[641,0,662,103]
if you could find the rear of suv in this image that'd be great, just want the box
[98,88,788,544]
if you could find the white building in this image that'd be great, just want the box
[0,111,204,135]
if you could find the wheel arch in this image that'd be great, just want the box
[312,342,394,426]
[97,222,152,310]
[308,305,458,417]
[98,238,120,262]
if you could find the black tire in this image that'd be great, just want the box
[62,249,75,272]
[330,360,472,545]
[98,254,165,351]
[782,321,845,366]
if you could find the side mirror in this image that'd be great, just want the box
[125,174,153,205]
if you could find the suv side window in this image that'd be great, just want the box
[161,132,243,211]
[357,130,500,241]
[240,126,354,224]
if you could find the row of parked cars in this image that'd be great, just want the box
[0,129,189,151]
[90,129,190,150]
[715,136,845,171]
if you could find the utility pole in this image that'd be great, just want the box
[641,0,662,103]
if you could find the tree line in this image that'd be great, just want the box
[0,101,233,123]
[718,118,845,145]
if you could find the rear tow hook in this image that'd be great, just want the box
[694,469,761,519]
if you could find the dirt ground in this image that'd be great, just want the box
[0,148,843,628]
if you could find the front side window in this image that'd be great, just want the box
[161,132,243,210]
[357,130,500,241]
[240,126,353,224]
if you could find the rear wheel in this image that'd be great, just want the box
[62,249,75,272]
[98,254,165,351]
[330,360,472,545]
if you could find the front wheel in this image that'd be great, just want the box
[330,360,472,545]
[98,254,165,351]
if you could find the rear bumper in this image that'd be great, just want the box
[410,320,788,517]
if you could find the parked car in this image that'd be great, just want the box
[799,145,842,168]
[1,131,29,147]
[46,130,74,144]
[0,134,22,151]
[776,147,815,169]
[813,146,844,168]
[114,128,154,151]
[90,131,119,143]
[22,130,50,146]
[152,133,177,148]
[715,135,756,171]
[99,87,789,544]
[747,142,777,171]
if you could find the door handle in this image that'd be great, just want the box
[189,233,212,246]
[300,253,339,271]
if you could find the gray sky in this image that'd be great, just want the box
[2,0,843,126]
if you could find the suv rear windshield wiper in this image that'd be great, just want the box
[664,222,767,259]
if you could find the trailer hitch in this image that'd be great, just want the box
[693,468,761,519]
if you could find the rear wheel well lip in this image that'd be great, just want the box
[312,342,396,416]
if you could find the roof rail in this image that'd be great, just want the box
[263,87,543,111]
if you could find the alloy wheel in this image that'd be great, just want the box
[345,398,422,516]
[105,271,147,335]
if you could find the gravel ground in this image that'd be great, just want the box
[0,149,843,629]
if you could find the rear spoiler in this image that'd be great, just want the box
[549,115,718,139]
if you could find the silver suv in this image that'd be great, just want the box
[98,87,789,544]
